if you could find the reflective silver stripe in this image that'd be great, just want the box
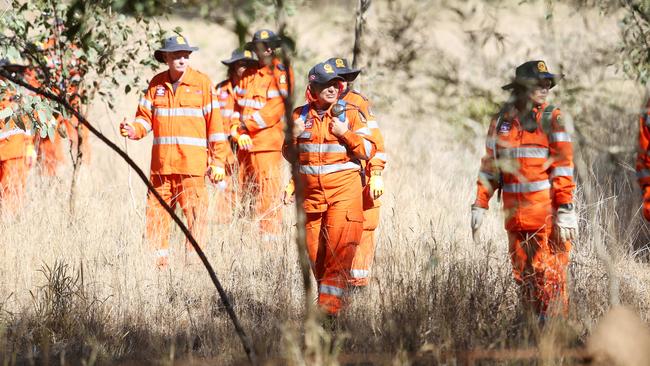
[208,133,228,142]
[232,112,240,120]
[355,127,372,136]
[154,249,169,258]
[280,90,288,98]
[237,98,265,109]
[0,128,28,140]
[373,152,387,162]
[154,108,204,118]
[367,120,379,129]
[139,98,152,111]
[319,284,344,297]
[299,161,360,175]
[502,180,551,193]
[203,102,220,115]
[500,147,549,159]
[638,169,650,179]
[234,86,246,95]
[479,171,496,181]
[252,111,267,128]
[267,90,280,98]
[152,136,207,147]
[486,138,496,151]
[363,139,373,159]
[550,132,571,143]
[551,167,573,178]
[134,118,152,133]
[350,269,369,279]
[221,109,233,117]
[219,101,227,107]
[299,143,347,153]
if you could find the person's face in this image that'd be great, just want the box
[233,61,250,78]
[313,79,340,106]
[529,78,551,105]
[164,51,191,74]
[253,42,273,64]
[340,80,348,90]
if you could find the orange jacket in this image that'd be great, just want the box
[215,79,237,166]
[132,67,228,176]
[474,103,574,231]
[271,57,294,99]
[0,82,32,161]
[341,89,386,173]
[288,100,377,213]
[233,64,285,152]
[637,98,650,189]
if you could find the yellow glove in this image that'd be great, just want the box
[120,118,136,139]
[369,172,384,199]
[238,134,253,151]
[24,144,36,168]
[283,179,295,205]
[230,125,240,140]
[207,165,226,183]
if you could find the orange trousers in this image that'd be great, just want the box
[349,205,380,287]
[145,174,207,262]
[0,157,27,213]
[238,150,282,236]
[38,135,64,176]
[508,225,571,317]
[213,174,237,224]
[306,198,364,315]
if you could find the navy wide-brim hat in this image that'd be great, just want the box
[502,60,564,90]
[308,62,344,85]
[154,36,199,63]
[244,29,282,51]
[221,49,258,66]
[325,57,361,82]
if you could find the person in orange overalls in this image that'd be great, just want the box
[0,61,35,214]
[230,30,290,240]
[325,57,386,288]
[286,62,376,316]
[213,49,258,223]
[636,99,650,219]
[120,36,229,267]
[471,61,577,321]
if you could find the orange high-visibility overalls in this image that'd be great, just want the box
[475,103,575,316]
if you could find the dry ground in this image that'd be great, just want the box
[2,1,650,365]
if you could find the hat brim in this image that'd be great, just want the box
[154,46,199,63]
[340,69,361,82]
[501,73,564,90]
[310,75,344,85]
[244,37,282,51]
[221,57,257,66]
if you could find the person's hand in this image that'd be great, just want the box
[329,116,348,137]
[293,118,306,138]
[24,144,36,168]
[283,179,295,205]
[555,204,578,242]
[238,134,253,151]
[369,172,384,199]
[471,205,487,237]
[119,118,136,139]
[206,165,226,183]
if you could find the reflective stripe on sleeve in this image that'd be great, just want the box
[154,108,204,118]
[267,89,280,98]
[363,138,373,159]
[299,161,361,175]
[550,132,571,143]
[139,98,152,111]
[479,171,496,181]
[152,136,207,147]
[298,143,347,153]
[252,111,267,128]
[367,120,379,129]
[350,269,369,279]
[208,133,228,142]
[232,111,240,120]
[373,152,387,162]
[319,284,344,297]
[499,147,549,159]
[354,127,372,136]
[502,180,551,193]
[221,109,233,118]
[134,118,152,133]
[551,167,574,178]
[0,128,30,140]
[638,169,650,179]
[280,90,288,98]
[154,249,169,258]
[237,99,265,109]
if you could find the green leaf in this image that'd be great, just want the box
[47,124,56,142]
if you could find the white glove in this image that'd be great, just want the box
[471,205,486,234]
[555,205,578,243]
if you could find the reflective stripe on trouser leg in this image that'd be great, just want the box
[177,175,208,252]
[507,225,570,317]
[317,198,364,315]
[349,205,380,287]
[0,157,27,213]
[145,175,175,255]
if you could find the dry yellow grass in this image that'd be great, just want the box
[2,1,650,365]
